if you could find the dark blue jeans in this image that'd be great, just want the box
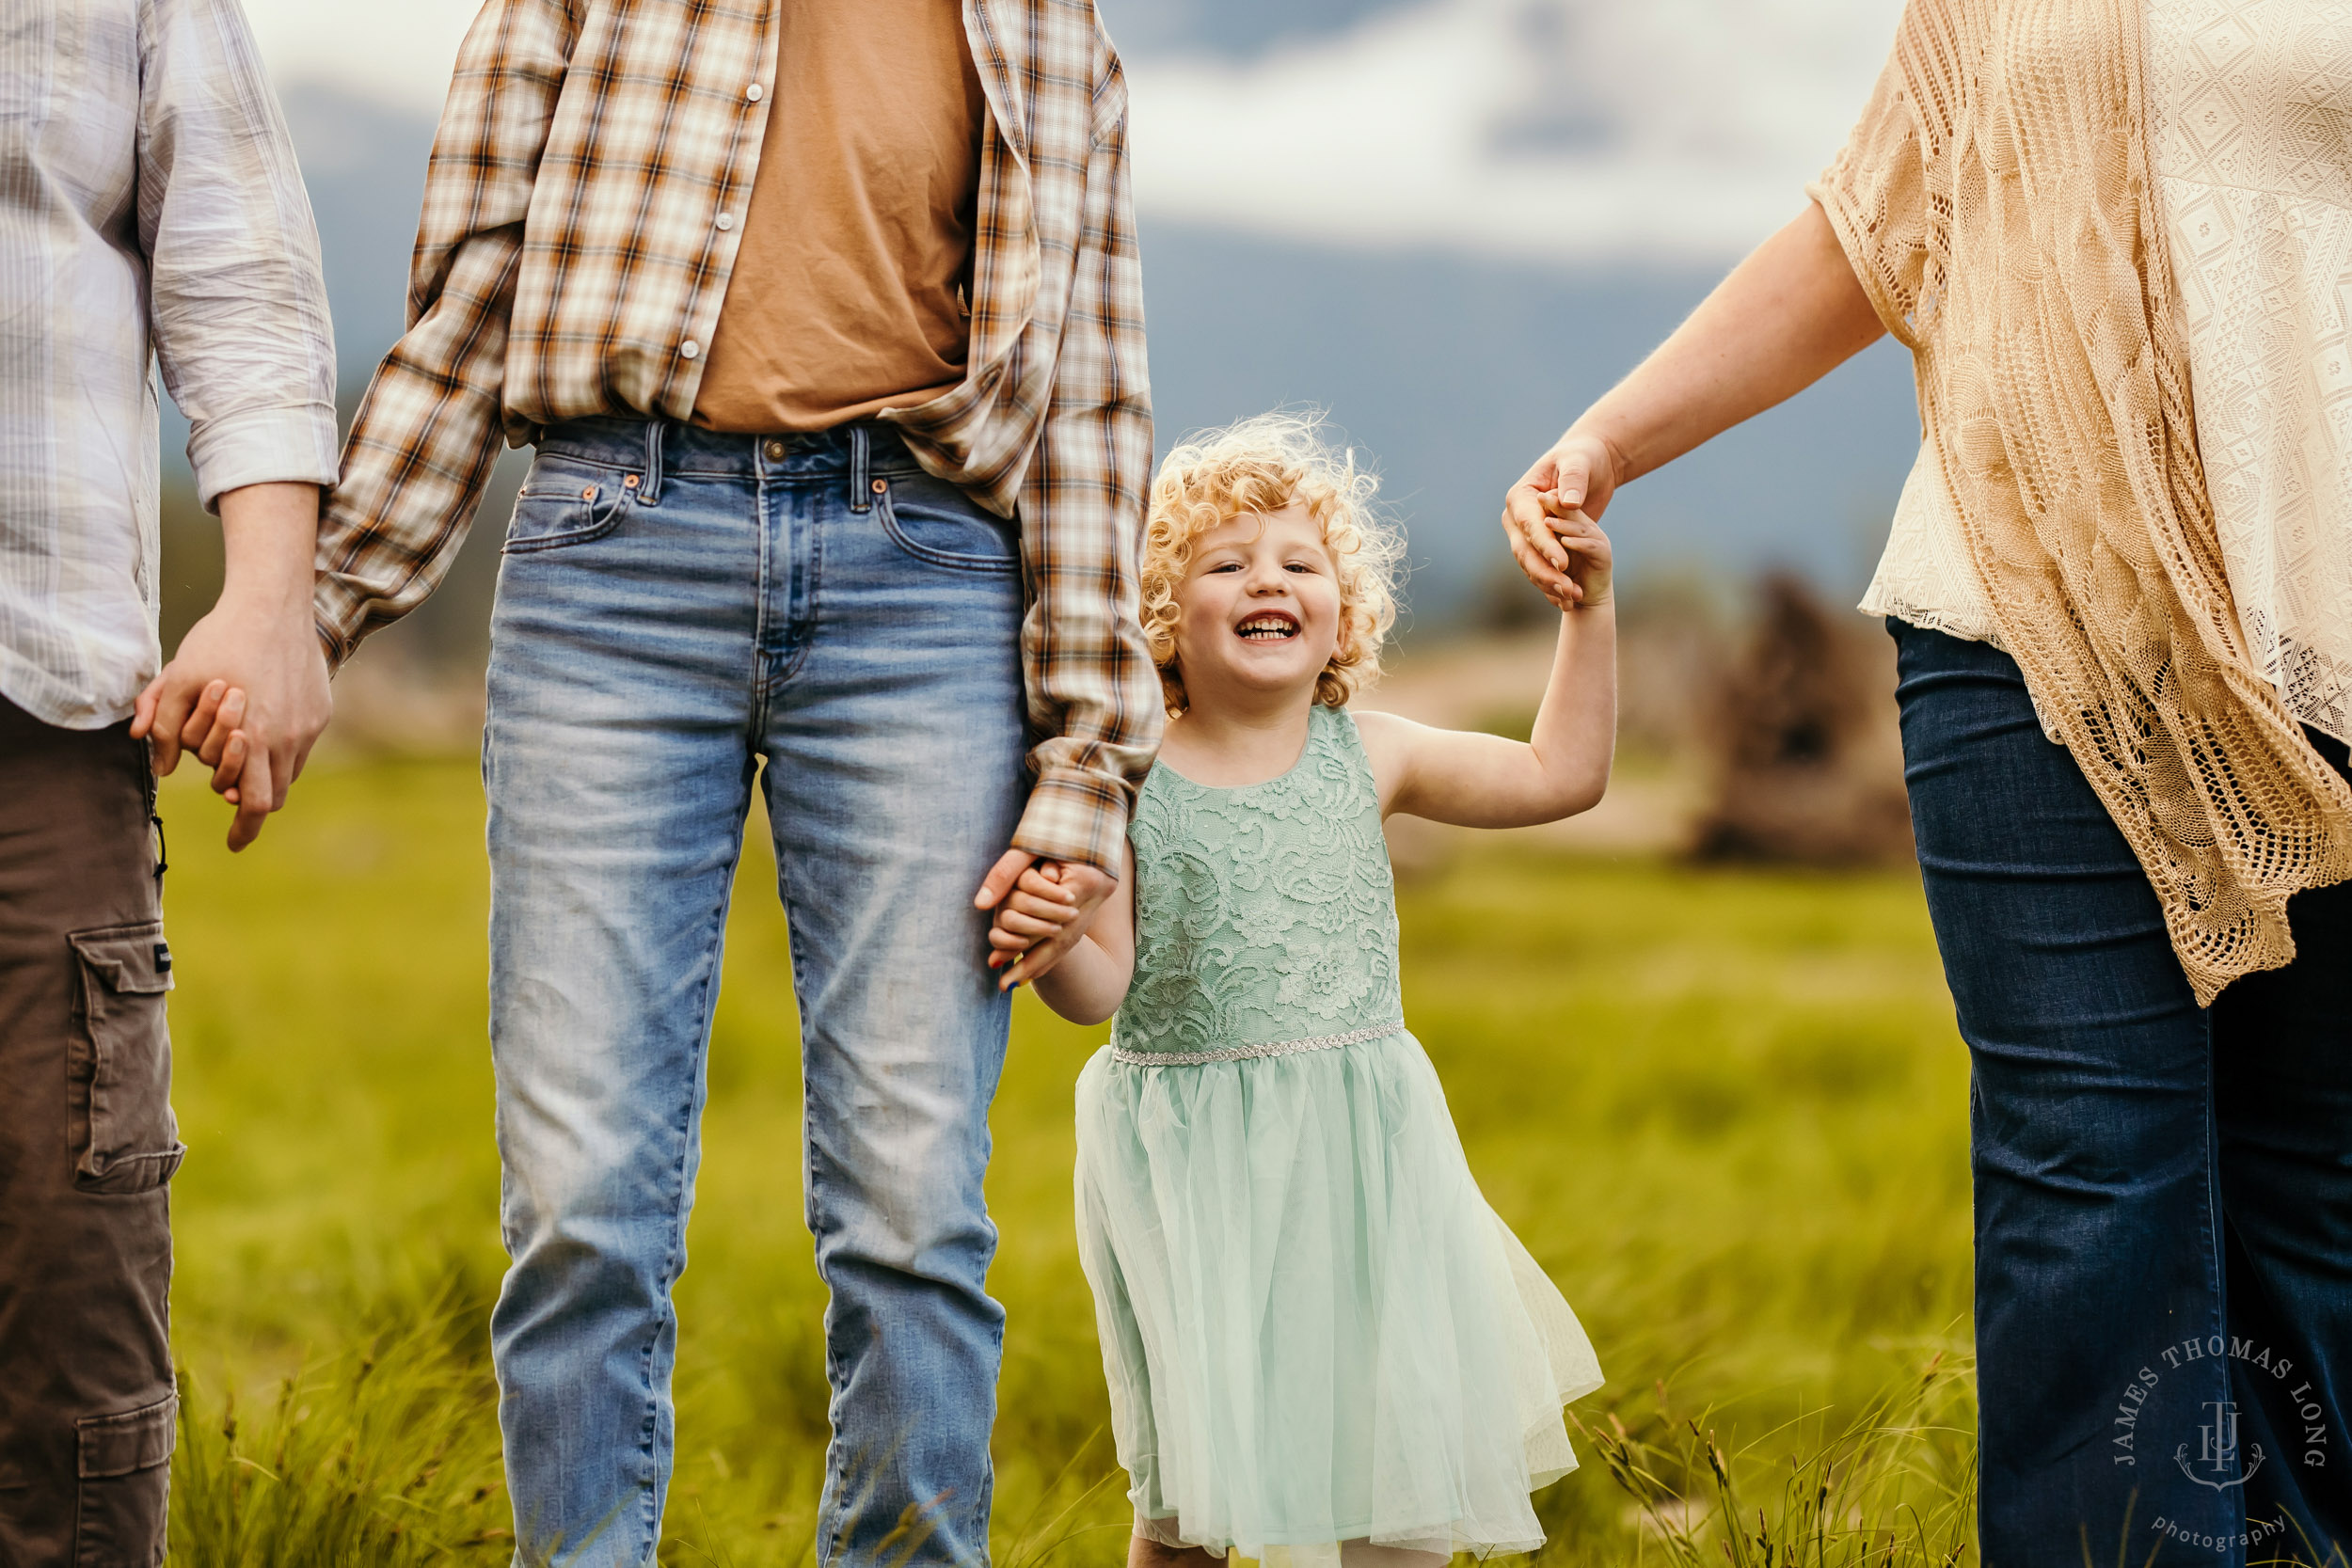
[1892,621,2352,1568]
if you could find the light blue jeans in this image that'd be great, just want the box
[482,418,1028,1568]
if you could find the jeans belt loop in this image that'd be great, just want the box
[850,425,872,514]
[639,420,666,505]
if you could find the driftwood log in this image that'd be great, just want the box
[1691,574,1915,866]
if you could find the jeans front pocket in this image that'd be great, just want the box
[506,462,633,553]
[877,473,1021,573]
[67,924,183,1195]
[74,1393,175,1568]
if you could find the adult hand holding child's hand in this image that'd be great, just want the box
[1502,428,1622,610]
[976,852,1116,990]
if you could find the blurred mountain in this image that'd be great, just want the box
[169,82,1918,650]
[283,87,433,369]
[1140,225,1918,618]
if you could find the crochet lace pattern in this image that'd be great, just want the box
[1811,0,2352,1003]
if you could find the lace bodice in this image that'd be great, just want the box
[1109,705,1404,1062]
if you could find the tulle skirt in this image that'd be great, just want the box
[1073,1030,1603,1566]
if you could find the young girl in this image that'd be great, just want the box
[985,414,1614,1566]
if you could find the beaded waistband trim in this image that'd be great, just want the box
[1107,1020,1405,1068]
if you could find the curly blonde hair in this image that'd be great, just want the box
[1141,411,1404,717]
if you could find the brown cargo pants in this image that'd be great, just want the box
[0,697,181,1565]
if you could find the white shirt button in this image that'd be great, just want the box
[715,212,735,230]
[679,340,701,359]
[745,83,764,102]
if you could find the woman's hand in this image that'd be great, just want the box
[1502,430,1624,610]
[1497,203,1887,610]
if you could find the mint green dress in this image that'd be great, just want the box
[1073,705,1603,1566]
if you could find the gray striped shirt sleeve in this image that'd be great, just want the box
[140,0,339,510]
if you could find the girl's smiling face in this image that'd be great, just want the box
[1169,502,1343,709]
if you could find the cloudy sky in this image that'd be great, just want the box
[237,0,1905,266]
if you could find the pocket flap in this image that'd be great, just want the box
[77,1392,178,1479]
[70,925,173,994]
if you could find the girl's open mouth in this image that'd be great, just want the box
[1235,611,1300,641]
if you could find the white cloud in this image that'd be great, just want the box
[237,0,1905,266]
[1123,0,1906,263]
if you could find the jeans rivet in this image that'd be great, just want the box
[623,474,640,489]
[766,439,787,461]
[580,486,596,499]
[871,478,888,495]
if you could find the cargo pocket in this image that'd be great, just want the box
[75,1393,175,1568]
[67,924,183,1195]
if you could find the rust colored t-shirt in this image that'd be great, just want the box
[691,0,984,434]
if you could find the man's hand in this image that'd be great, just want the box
[1502,429,1623,611]
[975,851,1116,991]
[130,482,331,851]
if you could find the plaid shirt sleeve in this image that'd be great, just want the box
[310,0,581,665]
[1007,34,1163,878]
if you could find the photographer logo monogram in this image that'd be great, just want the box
[2113,1336,2331,1486]
[2114,1338,2330,1554]
[2191,1398,2257,1488]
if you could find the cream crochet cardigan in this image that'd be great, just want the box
[1811,0,2352,1004]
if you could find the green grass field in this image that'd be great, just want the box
[155,757,1978,1565]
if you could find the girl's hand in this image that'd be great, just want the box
[982,861,1083,989]
[1549,508,1613,610]
[990,847,1136,1024]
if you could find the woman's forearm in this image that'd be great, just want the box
[1585,202,1886,483]
[1502,203,1888,606]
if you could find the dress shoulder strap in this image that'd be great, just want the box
[1310,703,1380,809]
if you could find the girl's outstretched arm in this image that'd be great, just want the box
[1356,512,1616,829]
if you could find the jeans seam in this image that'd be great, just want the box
[771,830,851,1568]
[749,477,776,739]
[762,485,821,705]
[970,1311,1005,1552]
[628,857,733,1568]
[2198,1014,2241,1549]
[770,823,865,1568]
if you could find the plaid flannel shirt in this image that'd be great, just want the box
[317,0,1158,873]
